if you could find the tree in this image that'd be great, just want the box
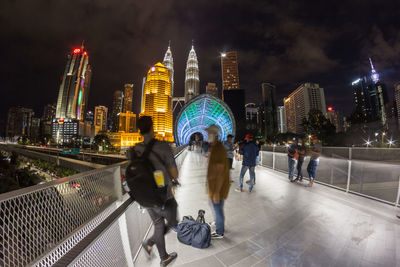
[93,134,112,151]
[301,109,336,145]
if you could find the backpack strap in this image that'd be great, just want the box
[142,138,157,159]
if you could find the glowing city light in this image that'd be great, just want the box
[364,138,372,147]
[151,67,155,72]
[221,53,226,57]
[73,48,81,54]
[328,106,333,111]
[83,51,87,56]
[352,78,361,85]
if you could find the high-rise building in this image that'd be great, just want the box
[223,89,246,138]
[352,58,388,125]
[94,106,108,132]
[284,83,327,134]
[85,110,94,125]
[221,51,240,92]
[277,106,287,134]
[122,84,133,113]
[206,82,218,98]
[261,83,278,140]
[141,62,173,141]
[111,90,123,132]
[6,107,34,138]
[185,45,199,102]
[118,111,136,133]
[395,82,400,130]
[42,104,56,122]
[163,43,174,97]
[245,103,258,122]
[55,45,92,120]
[327,107,342,133]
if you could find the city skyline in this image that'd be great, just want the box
[1,0,400,126]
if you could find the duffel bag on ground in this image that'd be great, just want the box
[177,219,211,249]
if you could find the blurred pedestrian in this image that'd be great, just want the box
[223,134,235,169]
[287,141,298,182]
[206,125,230,239]
[307,135,322,187]
[129,116,179,266]
[235,134,259,193]
[295,138,306,182]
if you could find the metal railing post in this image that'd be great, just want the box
[113,166,123,201]
[395,176,400,207]
[346,147,352,193]
[272,146,275,170]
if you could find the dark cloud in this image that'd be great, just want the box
[1,0,400,123]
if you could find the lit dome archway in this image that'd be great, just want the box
[174,94,236,145]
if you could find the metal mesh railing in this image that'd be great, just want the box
[0,165,121,267]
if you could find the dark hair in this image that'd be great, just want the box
[137,116,153,134]
[227,134,234,139]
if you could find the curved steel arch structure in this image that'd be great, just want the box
[174,94,236,145]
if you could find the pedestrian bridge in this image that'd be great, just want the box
[1,147,399,266]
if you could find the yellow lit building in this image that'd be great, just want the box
[141,62,174,142]
[118,111,136,133]
[108,132,143,149]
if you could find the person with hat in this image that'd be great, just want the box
[235,134,259,193]
[205,125,230,239]
[307,135,322,187]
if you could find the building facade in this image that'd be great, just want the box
[111,90,123,132]
[395,82,400,130]
[277,106,287,134]
[163,43,174,97]
[141,63,173,141]
[284,83,327,134]
[245,103,258,122]
[55,46,92,120]
[261,83,278,140]
[94,106,108,132]
[118,111,136,133]
[206,82,218,98]
[6,107,35,138]
[185,46,199,102]
[221,51,240,92]
[327,108,342,133]
[122,84,133,113]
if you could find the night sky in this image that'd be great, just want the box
[1,0,400,125]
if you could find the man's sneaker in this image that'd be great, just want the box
[235,188,243,192]
[211,232,224,239]
[160,252,178,267]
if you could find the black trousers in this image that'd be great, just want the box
[146,198,178,260]
[228,158,233,169]
[297,160,304,179]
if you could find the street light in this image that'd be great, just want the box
[364,138,372,147]
[388,138,394,148]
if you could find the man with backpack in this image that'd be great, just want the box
[235,134,259,193]
[127,116,179,267]
[206,125,230,239]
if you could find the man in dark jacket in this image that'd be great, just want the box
[235,134,259,193]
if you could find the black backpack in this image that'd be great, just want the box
[125,139,168,208]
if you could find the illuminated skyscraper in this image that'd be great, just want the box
[163,42,174,97]
[185,45,199,102]
[284,83,326,134]
[94,105,108,132]
[122,84,133,113]
[111,90,122,132]
[221,51,240,92]
[141,63,173,141]
[206,82,218,98]
[56,45,92,120]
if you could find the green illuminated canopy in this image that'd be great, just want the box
[174,94,235,145]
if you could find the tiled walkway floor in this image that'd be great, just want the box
[136,150,400,267]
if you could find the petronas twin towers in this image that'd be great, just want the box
[162,42,199,103]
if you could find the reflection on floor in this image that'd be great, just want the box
[136,149,400,267]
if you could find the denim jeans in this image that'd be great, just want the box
[239,165,255,191]
[296,160,304,179]
[288,157,297,179]
[212,200,225,235]
[307,160,319,179]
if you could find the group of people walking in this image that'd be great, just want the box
[287,135,322,187]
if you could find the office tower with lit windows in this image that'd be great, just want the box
[185,45,199,102]
[206,82,218,98]
[122,84,133,113]
[41,103,56,136]
[111,90,123,132]
[141,63,173,141]
[6,107,34,138]
[163,43,174,97]
[118,111,136,133]
[94,106,108,132]
[395,82,400,130]
[245,103,258,122]
[55,45,92,120]
[277,106,287,134]
[284,83,327,134]
[327,107,342,133]
[261,83,278,140]
[85,110,94,125]
[221,51,240,93]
